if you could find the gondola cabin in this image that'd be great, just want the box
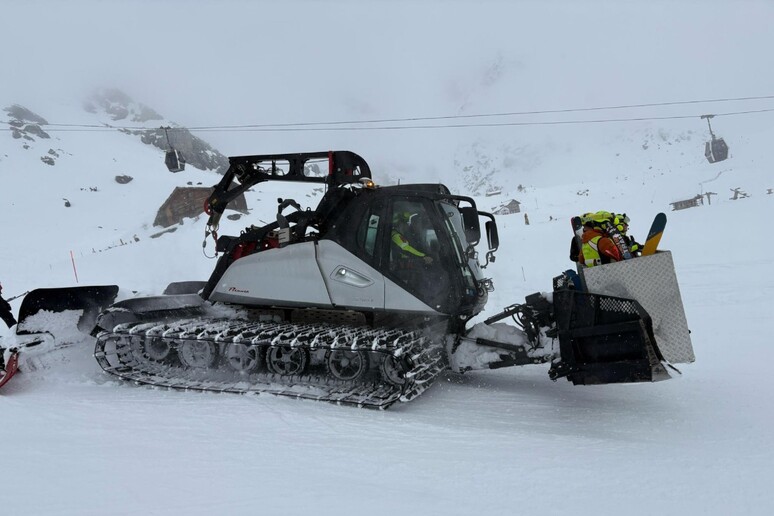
[701,114,729,164]
[705,137,729,164]
[165,149,186,172]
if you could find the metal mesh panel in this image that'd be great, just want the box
[556,291,645,329]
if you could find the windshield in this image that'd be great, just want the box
[438,202,479,291]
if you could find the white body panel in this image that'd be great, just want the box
[211,242,332,307]
[316,240,385,309]
[316,240,436,313]
[211,240,437,314]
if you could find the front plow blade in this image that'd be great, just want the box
[549,290,674,385]
[17,286,119,337]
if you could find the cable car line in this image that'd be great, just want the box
[185,94,774,130]
[4,106,774,133]
[2,94,774,133]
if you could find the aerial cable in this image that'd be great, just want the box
[186,94,774,130]
[179,107,774,132]
[2,104,774,133]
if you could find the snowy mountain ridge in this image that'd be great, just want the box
[3,89,229,175]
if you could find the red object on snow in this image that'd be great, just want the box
[0,351,20,390]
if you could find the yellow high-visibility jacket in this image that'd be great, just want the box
[391,230,425,257]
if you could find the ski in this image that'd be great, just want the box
[642,212,667,256]
[570,216,583,261]
[603,220,633,260]
[0,350,20,390]
[571,216,583,242]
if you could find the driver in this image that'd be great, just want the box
[391,212,433,265]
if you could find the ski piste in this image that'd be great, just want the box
[642,212,667,256]
[0,350,19,390]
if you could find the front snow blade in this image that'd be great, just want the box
[548,289,674,385]
[17,286,120,336]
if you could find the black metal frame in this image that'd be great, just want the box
[207,151,370,214]
[548,289,664,384]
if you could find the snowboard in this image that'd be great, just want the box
[603,220,633,260]
[570,216,583,261]
[642,212,667,256]
[571,216,583,239]
[0,350,19,390]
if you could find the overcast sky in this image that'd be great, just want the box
[4,0,774,166]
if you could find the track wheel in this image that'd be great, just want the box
[177,340,218,369]
[326,349,369,381]
[144,337,173,361]
[266,345,308,375]
[224,343,262,374]
[380,355,408,386]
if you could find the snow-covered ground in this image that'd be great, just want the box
[2,130,772,515]
[3,1,774,514]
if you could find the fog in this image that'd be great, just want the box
[4,0,774,174]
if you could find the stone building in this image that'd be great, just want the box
[492,199,521,215]
[154,187,248,227]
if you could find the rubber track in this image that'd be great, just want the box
[94,318,447,409]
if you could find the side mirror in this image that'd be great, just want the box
[485,220,499,251]
[460,206,481,245]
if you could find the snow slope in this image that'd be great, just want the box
[2,114,773,515]
[2,1,774,514]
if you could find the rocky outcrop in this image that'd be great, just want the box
[84,88,163,123]
[86,88,229,174]
[4,91,229,174]
[127,126,229,174]
[4,104,51,141]
[4,104,60,164]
